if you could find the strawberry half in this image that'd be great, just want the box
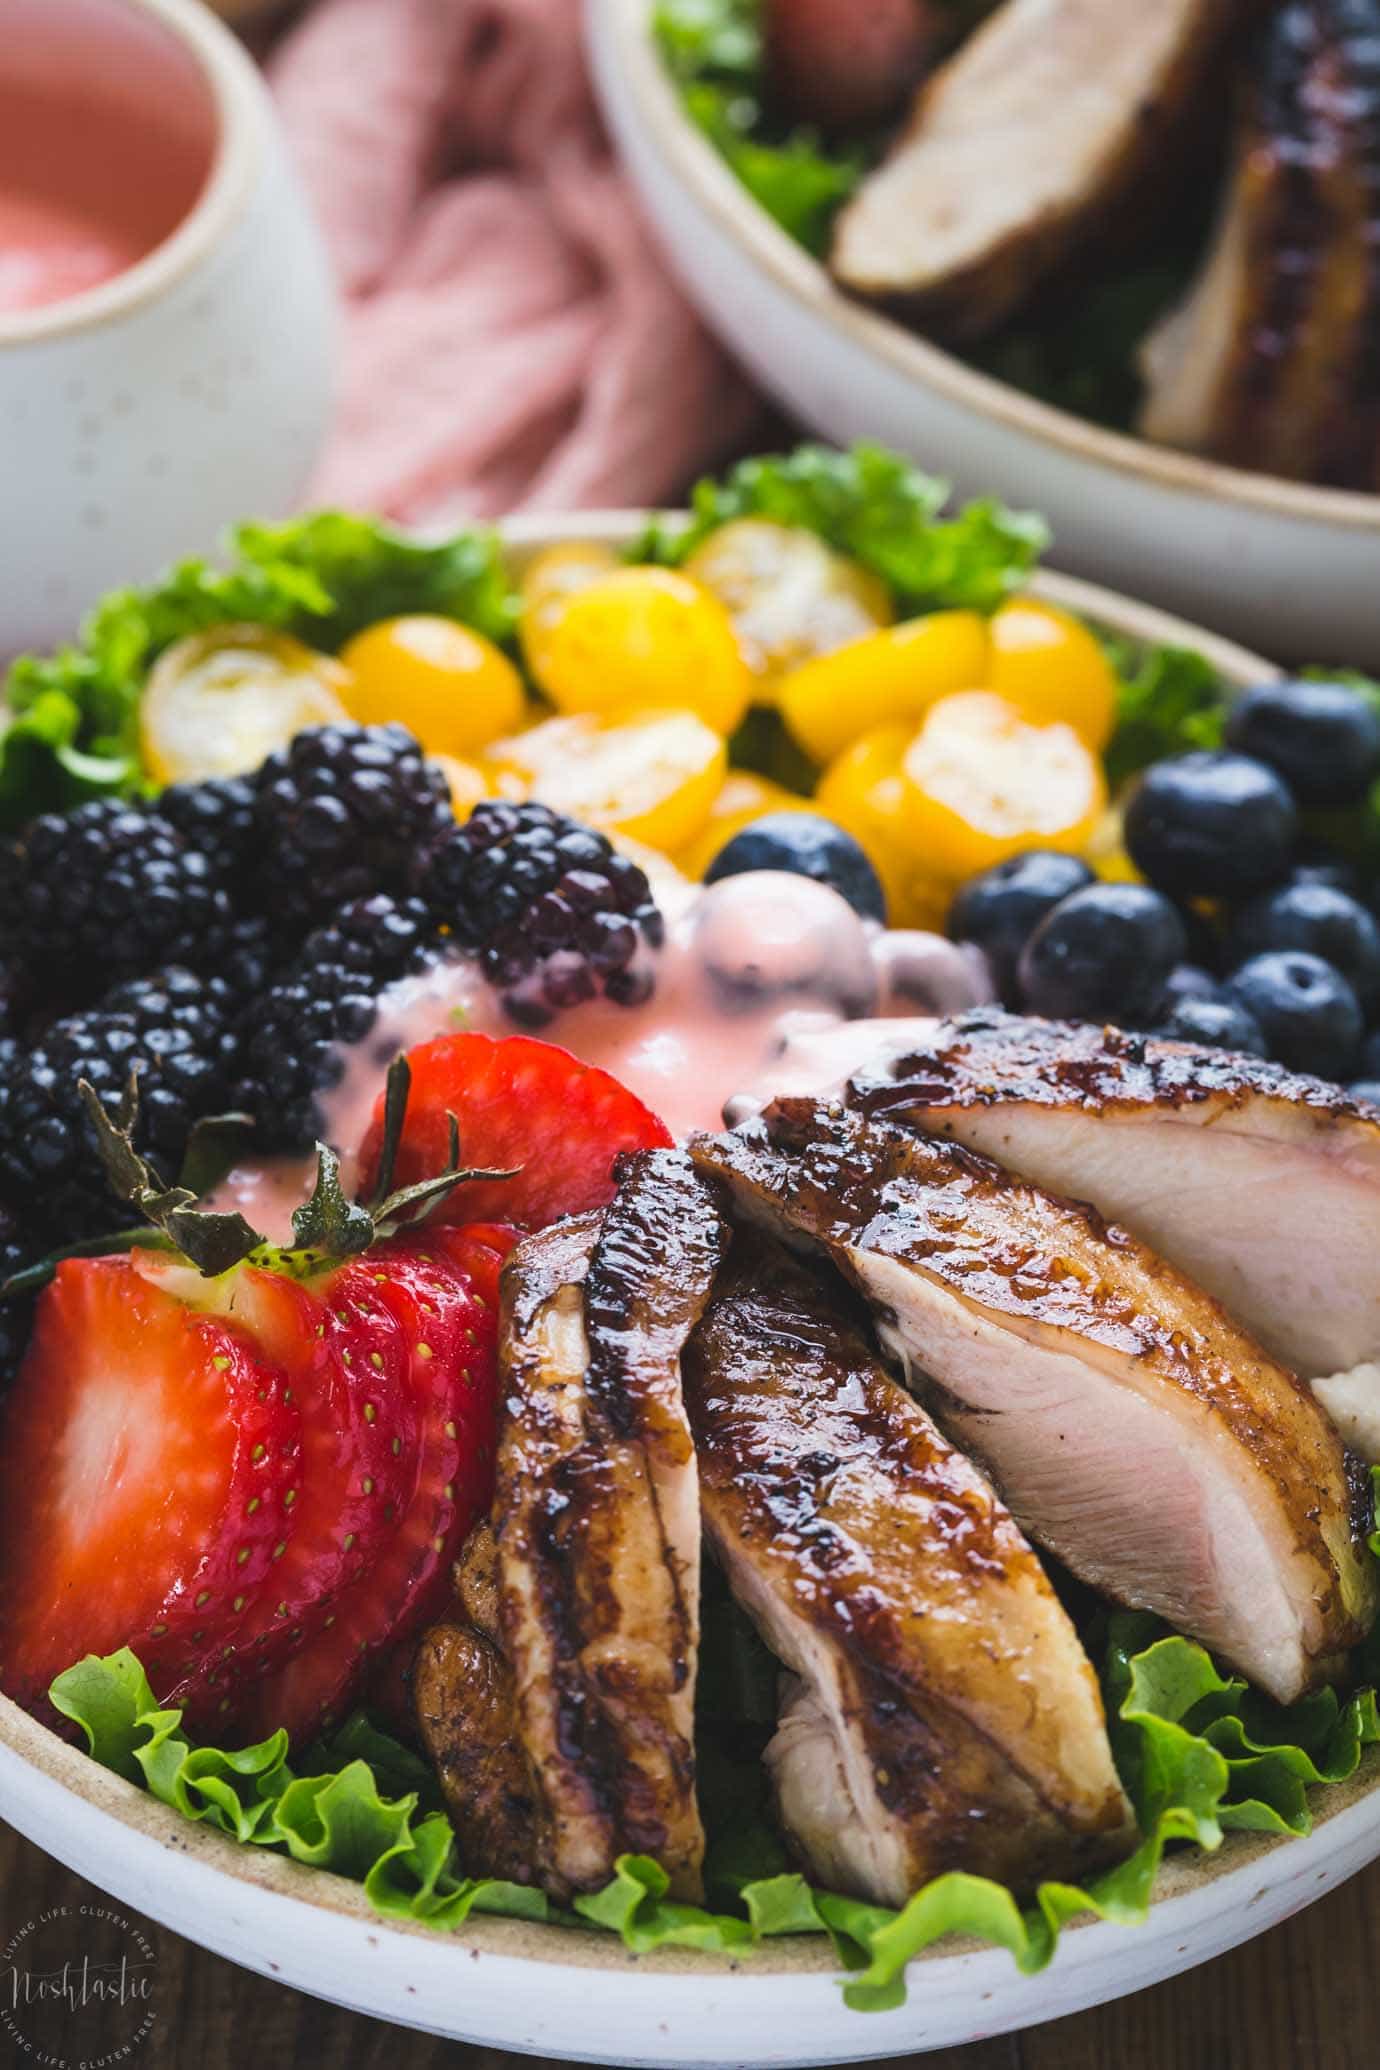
[0,1258,300,1719]
[357,1033,672,1231]
[162,1259,421,1735]
[229,1230,509,1745]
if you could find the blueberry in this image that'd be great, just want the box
[1226,880,1380,1009]
[1153,996,1267,1057]
[1360,1029,1380,1081]
[1350,1080,1380,1108]
[1225,952,1362,1081]
[1123,752,1298,897]
[1018,883,1187,1025]
[1291,842,1362,900]
[946,852,1094,995]
[1224,679,1380,807]
[1158,963,1225,1010]
[705,813,886,923]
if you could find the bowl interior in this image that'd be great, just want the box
[0,512,1315,2007]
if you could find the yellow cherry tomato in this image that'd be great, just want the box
[339,615,525,757]
[520,539,620,613]
[141,624,352,785]
[683,519,892,696]
[677,772,821,880]
[522,565,752,735]
[779,610,989,766]
[986,598,1118,751]
[815,725,952,929]
[900,690,1106,881]
[429,752,492,820]
[486,708,726,853]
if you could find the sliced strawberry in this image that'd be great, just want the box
[0,1258,299,1719]
[230,1233,501,1746]
[163,1261,420,1736]
[357,1033,672,1231]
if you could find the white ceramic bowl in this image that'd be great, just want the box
[3,511,1367,2063]
[0,0,338,656]
[587,0,1380,669]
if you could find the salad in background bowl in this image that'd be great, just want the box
[3,443,1380,2060]
[587,0,1380,666]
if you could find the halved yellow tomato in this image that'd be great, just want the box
[485,708,726,853]
[815,724,951,929]
[683,519,892,696]
[985,597,1118,750]
[521,565,752,735]
[340,615,525,756]
[778,610,988,765]
[141,624,353,784]
[900,690,1106,880]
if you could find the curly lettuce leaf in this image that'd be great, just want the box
[1,515,518,829]
[639,442,1048,615]
[1103,639,1228,789]
[655,0,863,255]
[47,1608,1380,2015]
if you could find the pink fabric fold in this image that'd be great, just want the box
[269,0,760,522]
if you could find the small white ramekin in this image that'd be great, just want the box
[0,0,339,655]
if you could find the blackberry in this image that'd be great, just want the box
[156,775,257,889]
[0,967,239,1242]
[253,724,452,933]
[234,963,380,1154]
[301,893,440,988]
[413,800,663,1023]
[234,894,441,1153]
[1,799,234,1000]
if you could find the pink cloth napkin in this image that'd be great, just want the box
[269,0,760,522]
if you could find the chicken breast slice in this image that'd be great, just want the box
[849,1010,1380,1388]
[1139,2,1380,490]
[831,0,1239,334]
[691,1104,1375,1703]
[494,1153,728,1902]
[413,1525,543,1885]
[683,1239,1133,1906]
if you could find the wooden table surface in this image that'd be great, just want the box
[3,1820,1375,2070]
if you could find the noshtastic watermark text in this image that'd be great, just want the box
[1,1904,157,2066]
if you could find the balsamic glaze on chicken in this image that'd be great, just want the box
[684,1238,1133,1903]
[692,1101,1376,1703]
[489,1155,728,1902]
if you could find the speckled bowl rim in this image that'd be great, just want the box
[0,0,265,348]
[2,512,1362,1998]
[599,0,1380,534]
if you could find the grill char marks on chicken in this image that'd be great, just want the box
[413,1524,543,1884]
[1140,2,1380,488]
[493,1155,728,1903]
[683,1240,1133,1906]
[848,1009,1380,1386]
[830,0,1241,337]
[691,1104,1376,1704]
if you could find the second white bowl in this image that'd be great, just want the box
[588,0,1380,669]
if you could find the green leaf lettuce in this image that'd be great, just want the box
[48,1608,1380,2015]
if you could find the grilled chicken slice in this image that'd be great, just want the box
[413,1525,543,1884]
[494,1154,728,1903]
[849,1010,1380,1389]
[831,0,1239,335]
[1140,3,1380,489]
[684,1240,1133,1904]
[691,1104,1375,1703]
